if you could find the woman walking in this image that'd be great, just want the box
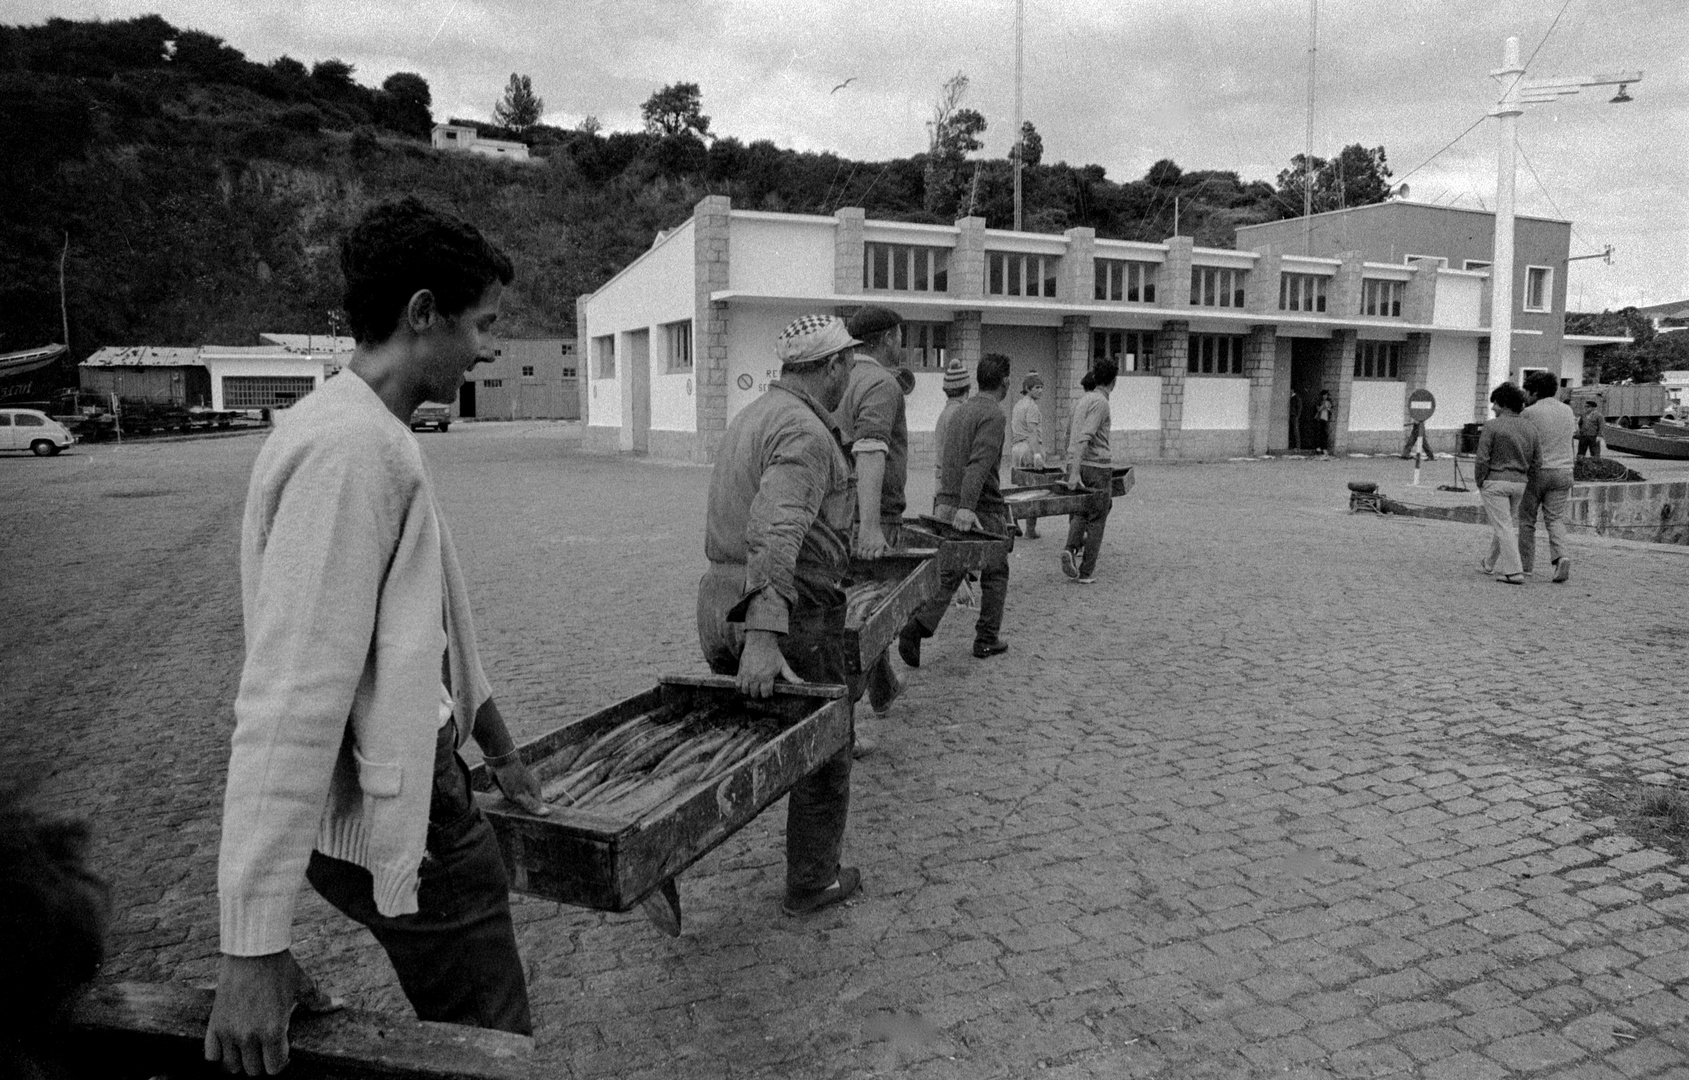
[1475,382,1540,586]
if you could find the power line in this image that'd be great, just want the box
[1515,136,1601,253]
[1393,114,1488,188]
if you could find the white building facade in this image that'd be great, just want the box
[578,197,1607,463]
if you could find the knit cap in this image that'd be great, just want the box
[774,315,860,367]
[942,358,970,392]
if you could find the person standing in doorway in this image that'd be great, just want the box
[1314,390,1334,457]
[1518,370,1575,582]
[1010,372,1046,539]
[1062,358,1117,584]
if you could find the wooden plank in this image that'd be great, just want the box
[1000,467,1134,520]
[843,553,940,674]
[1009,464,1134,498]
[66,982,532,1080]
[477,678,853,911]
[897,519,1010,577]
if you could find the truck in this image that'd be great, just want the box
[1568,383,1671,427]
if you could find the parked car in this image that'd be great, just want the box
[0,407,77,455]
[410,402,452,432]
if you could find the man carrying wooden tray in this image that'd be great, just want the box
[697,314,864,916]
[205,198,547,1076]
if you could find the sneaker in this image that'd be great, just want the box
[1553,557,1571,584]
[972,639,1009,659]
[782,867,861,916]
[1060,548,1079,579]
[897,625,922,668]
[1073,576,1095,585]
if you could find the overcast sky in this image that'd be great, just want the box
[19,0,1688,310]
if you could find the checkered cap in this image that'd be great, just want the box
[775,314,860,367]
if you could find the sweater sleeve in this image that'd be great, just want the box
[958,408,1006,512]
[218,431,407,956]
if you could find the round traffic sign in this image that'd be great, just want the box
[1407,388,1436,422]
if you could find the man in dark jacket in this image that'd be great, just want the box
[898,353,1014,663]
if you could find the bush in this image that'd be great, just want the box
[273,105,321,133]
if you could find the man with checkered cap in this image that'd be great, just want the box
[696,313,863,916]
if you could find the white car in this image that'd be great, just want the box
[0,408,77,456]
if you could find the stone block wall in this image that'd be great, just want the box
[953,217,987,299]
[1404,258,1439,324]
[1157,320,1190,457]
[694,195,732,462]
[1160,237,1194,309]
[1246,253,1282,315]
[1331,252,1366,319]
[834,208,864,295]
[1322,329,1357,454]
[951,310,983,366]
[1567,480,1689,545]
[1053,315,1090,454]
[1061,228,1096,305]
[1244,325,1278,456]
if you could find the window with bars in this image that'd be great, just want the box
[1187,334,1246,375]
[521,365,536,377]
[560,342,577,355]
[987,251,1058,298]
[863,242,950,292]
[221,376,318,408]
[1094,258,1157,303]
[482,378,505,388]
[898,322,948,369]
[1190,266,1245,308]
[663,320,693,371]
[1360,278,1404,317]
[592,334,615,378]
[560,366,577,378]
[1090,330,1157,374]
[1279,273,1328,313]
[1353,341,1402,380]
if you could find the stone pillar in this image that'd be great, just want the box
[1160,236,1195,309]
[953,216,987,299]
[1322,328,1357,455]
[1062,227,1096,305]
[1246,253,1282,316]
[1331,252,1365,318]
[694,194,732,462]
[1054,314,1091,454]
[1402,333,1432,394]
[1475,338,1492,419]
[1158,319,1191,458]
[1404,257,1439,325]
[1244,324,1278,456]
[951,310,983,367]
[834,207,865,295]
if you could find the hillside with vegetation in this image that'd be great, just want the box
[2,13,1394,367]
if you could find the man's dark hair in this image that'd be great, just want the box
[1080,371,1096,392]
[1490,382,1526,413]
[1523,370,1559,399]
[340,197,514,345]
[0,786,110,1040]
[1091,358,1119,386]
[976,353,1011,392]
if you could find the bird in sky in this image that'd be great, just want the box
[831,77,857,94]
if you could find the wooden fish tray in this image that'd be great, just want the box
[1009,464,1135,497]
[468,675,850,912]
[1001,466,1133,519]
[843,552,941,674]
[896,519,1010,577]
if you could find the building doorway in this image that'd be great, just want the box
[458,381,476,418]
[1289,339,1324,451]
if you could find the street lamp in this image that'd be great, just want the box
[1487,35,1640,393]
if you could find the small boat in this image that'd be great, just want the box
[1652,419,1689,438]
[1600,422,1689,459]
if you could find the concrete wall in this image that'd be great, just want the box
[1348,379,1404,432]
[1181,377,1250,429]
[582,219,697,444]
[1567,481,1689,546]
[1433,270,1486,329]
[728,214,835,299]
[725,305,803,420]
[1425,337,1479,430]
[203,356,326,411]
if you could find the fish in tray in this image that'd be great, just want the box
[538,703,787,817]
[844,579,898,628]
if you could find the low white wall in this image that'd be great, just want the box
[1181,377,1249,430]
[650,368,694,432]
[1425,335,1478,429]
[583,219,696,434]
[1348,380,1404,431]
[906,371,952,434]
[1432,270,1485,329]
[1114,376,1162,430]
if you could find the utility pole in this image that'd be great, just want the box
[1487,35,1640,394]
[59,231,71,352]
[1012,0,1024,231]
[1303,0,1317,255]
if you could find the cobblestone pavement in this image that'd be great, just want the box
[4,426,1688,1079]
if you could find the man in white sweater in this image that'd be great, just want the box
[205,198,546,1076]
[1518,370,1577,582]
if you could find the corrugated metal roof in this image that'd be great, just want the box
[259,333,356,353]
[81,346,204,367]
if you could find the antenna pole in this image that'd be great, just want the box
[1304,0,1317,255]
[1013,0,1024,231]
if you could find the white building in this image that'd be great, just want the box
[431,123,530,162]
[577,197,1620,463]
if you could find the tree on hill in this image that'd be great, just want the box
[310,58,357,96]
[494,73,544,134]
[925,72,987,217]
[378,71,432,139]
[1275,143,1393,216]
[1013,121,1042,167]
[642,82,710,138]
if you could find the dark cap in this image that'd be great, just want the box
[846,305,903,340]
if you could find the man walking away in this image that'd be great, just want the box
[697,314,862,916]
[1519,371,1576,582]
[899,353,1015,663]
[206,198,546,1077]
[834,305,909,756]
[1062,358,1117,585]
[1577,400,1604,459]
[1011,372,1046,538]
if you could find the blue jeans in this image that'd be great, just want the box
[698,564,854,894]
[306,723,532,1035]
